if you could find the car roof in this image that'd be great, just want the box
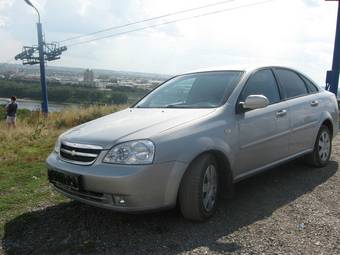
[181,65,323,88]
[183,65,300,75]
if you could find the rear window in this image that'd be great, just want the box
[275,69,308,99]
[300,75,319,93]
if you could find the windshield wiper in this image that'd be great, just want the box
[164,102,188,108]
[165,104,180,108]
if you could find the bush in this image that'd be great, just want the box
[0,104,127,132]
[0,79,130,104]
[49,105,126,128]
[0,104,6,119]
[17,109,32,120]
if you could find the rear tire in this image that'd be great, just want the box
[305,125,332,167]
[179,154,219,221]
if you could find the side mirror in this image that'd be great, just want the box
[241,95,269,110]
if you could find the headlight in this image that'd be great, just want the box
[103,140,155,165]
[54,138,61,153]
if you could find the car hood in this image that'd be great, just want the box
[61,108,216,149]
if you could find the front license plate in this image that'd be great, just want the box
[48,170,81,191]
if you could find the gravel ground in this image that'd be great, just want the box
[2,138,340,255]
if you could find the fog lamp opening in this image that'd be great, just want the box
[113,195,127,206]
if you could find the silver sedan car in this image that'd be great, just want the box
[47,66,338,221]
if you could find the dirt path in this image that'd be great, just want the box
[2,139,340,254]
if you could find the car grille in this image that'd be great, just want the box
[54,184,111,204]
[59,141,103,165]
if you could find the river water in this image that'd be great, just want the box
[0,98,68,112]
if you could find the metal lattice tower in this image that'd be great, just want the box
[14,0,67,114]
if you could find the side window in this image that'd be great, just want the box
[242,69,280,104]
[275,69,308,98]
[300,75,319,93]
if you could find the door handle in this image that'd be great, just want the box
[276,109,287,117]
[311,100,319,107]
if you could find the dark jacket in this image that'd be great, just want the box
[6,102,18,117]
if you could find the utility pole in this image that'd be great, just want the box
[37,22,48,113]
[15,0,67,115]
[326,0,340,96]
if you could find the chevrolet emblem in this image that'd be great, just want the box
[71,150,76,156]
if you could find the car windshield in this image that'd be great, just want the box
[134,71,243,108]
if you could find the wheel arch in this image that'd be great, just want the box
[321,118,334,138]
[316,109,336,137]
[178,149,234,200]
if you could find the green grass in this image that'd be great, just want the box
[0,105,126,239]
[0,130,65,237]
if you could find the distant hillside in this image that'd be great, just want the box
[0,63,171,80]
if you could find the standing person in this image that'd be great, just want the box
[6,96,18,128]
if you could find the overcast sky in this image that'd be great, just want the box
[0,0,338,84]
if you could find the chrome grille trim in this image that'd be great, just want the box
[59,141,103,165]
[60,148,98,158]
[62,141,103,150]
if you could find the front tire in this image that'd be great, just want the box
[305,125,332,167]
[179,154,219,221]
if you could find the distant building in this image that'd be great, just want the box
[83,69,94,85]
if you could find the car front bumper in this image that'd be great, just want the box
[46,152,188,212]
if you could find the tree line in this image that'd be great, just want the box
[0,79,150,104]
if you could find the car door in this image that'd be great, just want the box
[235,69,290,175]
[273,68,319,155]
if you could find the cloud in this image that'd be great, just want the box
[2,0,338,85]
[302,0,320,7]
[0,29,22,61]
[0,0,13,27]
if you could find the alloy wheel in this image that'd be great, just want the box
[202,164,218,212]
[318,130,331,162]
